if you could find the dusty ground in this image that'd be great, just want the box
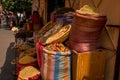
[0,26,17,80]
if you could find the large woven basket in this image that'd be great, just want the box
[69,12,107,52]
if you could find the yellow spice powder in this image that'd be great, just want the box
[77,5,99,14]
[19,66,40,79]
[19,55,37,64]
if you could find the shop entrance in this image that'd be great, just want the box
[47,0,65,22]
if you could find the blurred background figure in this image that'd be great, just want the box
[30,11,41,32]
[7,12,17,29]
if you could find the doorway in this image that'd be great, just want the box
[47,0,65,22]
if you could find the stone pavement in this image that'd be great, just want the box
[0,26,17,80]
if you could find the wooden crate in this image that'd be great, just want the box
[72,50,105,80]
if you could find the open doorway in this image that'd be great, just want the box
[47,0,65,22]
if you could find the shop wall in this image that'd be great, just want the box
[65,0,81,10]
[65,0,120,80]
[100,27,119,80]
[65,0,120,25]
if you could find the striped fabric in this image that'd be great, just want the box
[41,48,71,80]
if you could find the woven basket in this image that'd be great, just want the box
[69,12,107,52]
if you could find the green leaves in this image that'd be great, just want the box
[2,0,32,12]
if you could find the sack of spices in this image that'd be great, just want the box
[69,5,107,52]
[41,43,71,80]
[16,55,38,74]
[36,42,44,69]
[17,66,40,80]
[63,12,74,25]
[40,22,63,43]
[45,25,71,44]
[38,22,63,43]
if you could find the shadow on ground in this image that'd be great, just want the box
[0,42,17,80]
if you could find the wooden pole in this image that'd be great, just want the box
[114,28,120,80]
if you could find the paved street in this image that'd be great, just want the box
[0,26,17,80]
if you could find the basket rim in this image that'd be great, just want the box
[42,48,71,56]
[75,11,107,18]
